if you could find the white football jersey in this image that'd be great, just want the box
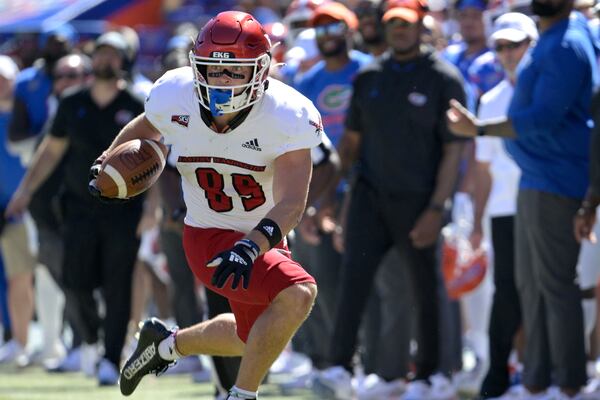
[145,67,323,233]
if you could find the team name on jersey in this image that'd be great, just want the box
[178,155,266,172]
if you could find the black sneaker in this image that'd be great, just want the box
[119,318,177,396]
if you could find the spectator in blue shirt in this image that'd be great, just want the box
[296,8,371,146]
[0,55,37,367]
[447,3,599,397]
[442,0,503,110]
[8,23,75,146]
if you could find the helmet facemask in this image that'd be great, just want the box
[189,52,271,116]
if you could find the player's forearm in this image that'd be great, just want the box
[479,117,517,138]
[107,113,161,153]
[246,198,307,254]
[472,162,492,229]
[17,135,68,196]
[248,149,312,253]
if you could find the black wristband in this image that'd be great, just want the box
[253,218,282,249]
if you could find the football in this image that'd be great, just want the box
[95,139,168,199]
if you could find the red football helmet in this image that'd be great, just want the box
[189,11,272,114]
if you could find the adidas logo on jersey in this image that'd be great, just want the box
[242,138,262,151]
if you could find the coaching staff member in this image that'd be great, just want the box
[6,32,145,385]
[315,0,466,396]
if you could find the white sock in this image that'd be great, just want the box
[228,385,257,399]
[582,298,597,353]
[35,265,65,356]
[157,333,182,361]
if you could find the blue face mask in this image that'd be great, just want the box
[208,88,233,116]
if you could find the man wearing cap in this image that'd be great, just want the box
[34,53,93,372]
[292,0,376,384]
[447,0,599,396]
[297,1,414,391]
[466,13,537,399]
[6,31,145,386]
[314,0,466,398]
[0,55,38,368]
[443,0,503,107]
[354,0,388,56]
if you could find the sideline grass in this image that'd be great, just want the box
[0,365,319,400]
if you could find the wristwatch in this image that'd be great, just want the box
[577,201,597,216]
[428,203,445,213]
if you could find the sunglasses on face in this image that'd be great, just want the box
[314,22,347,38]
[386,19,417,29]
[494,40,527,52]
[54,71,83,80]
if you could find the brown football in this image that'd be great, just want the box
[96,139,168,199]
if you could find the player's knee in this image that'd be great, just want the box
[299,282,318,309]
[275,282,317,319]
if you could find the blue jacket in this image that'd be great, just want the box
[0,112,26,208]
[14,65,52,136]
[507,12,599,199]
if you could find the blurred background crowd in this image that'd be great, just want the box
[1,0,600,399]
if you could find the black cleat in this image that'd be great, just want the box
[119,318,177,396]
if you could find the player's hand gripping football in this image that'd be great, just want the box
[207,239,260,290]
[87,151,129,204]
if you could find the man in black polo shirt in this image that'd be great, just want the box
[6,32,144,386]
[314,0,466,398]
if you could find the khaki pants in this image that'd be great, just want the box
[1,215,36,278]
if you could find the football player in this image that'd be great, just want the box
[90,11,323,400]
